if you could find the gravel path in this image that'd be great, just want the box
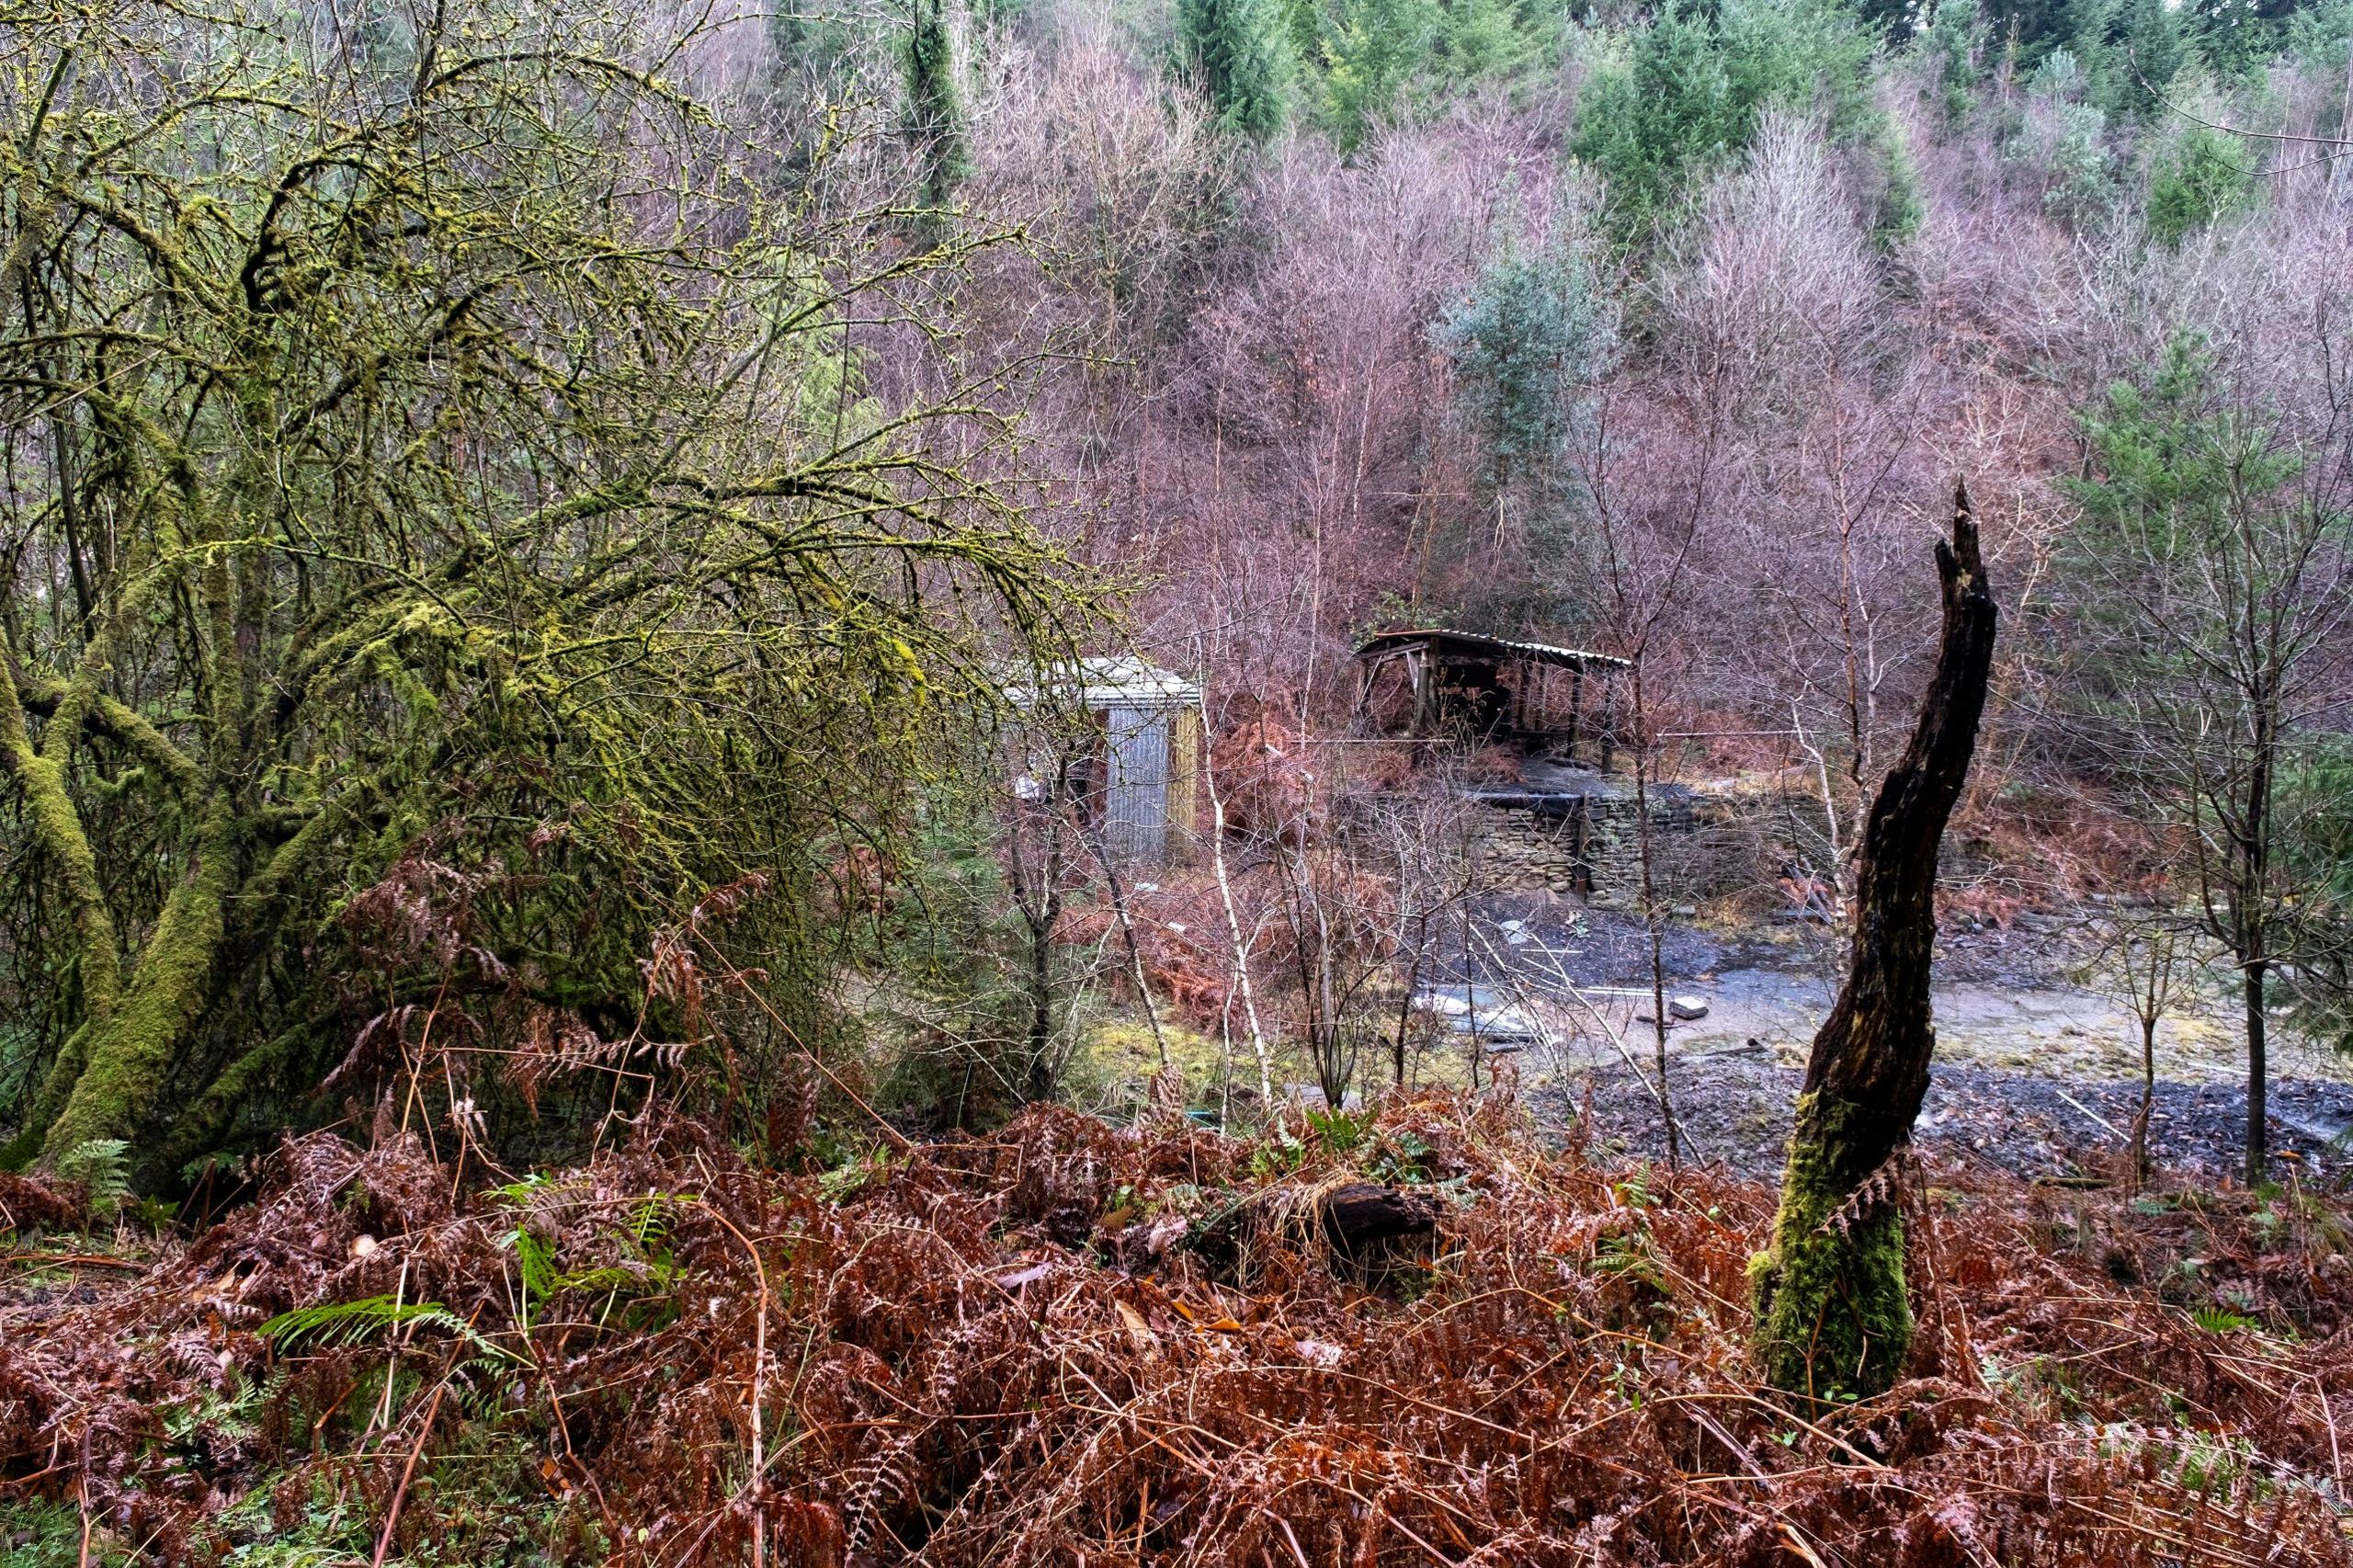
[1461,894,2353,1187]
[1528,1051,2353,1185]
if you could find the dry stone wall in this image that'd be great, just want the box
[1470,784,1779,907]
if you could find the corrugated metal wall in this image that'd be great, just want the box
[1098,703,1170,864]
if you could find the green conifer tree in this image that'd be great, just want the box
[2115,0,2188,113]
[2146,123,2257,242]
[1925,0,1984,121]
[1434,241,1617,628]
[1177,0,1297,141]
[1314,0,1429,153]
[1572,0,1873,244]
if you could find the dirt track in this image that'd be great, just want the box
[1463,896,2353,1187]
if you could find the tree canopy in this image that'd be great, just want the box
[0,0,1080,1176]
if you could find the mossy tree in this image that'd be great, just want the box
[0,0,1082,1178]
[1751,484,1998,1402]
[904,0,973,211]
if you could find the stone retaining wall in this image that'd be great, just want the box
[1470,785,1780,907]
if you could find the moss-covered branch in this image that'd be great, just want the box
[17,676,202,801]
[0,655,121,1023]
[0,0,1094,1178]
[40,803,242,1162]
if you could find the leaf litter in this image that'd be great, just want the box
[2,1092,2348,1565]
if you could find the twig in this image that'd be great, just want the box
[2053,1088,2125,1143]
[370,1359,456,1568]
[1274,1515,1313,1568]
[690,1198,772,1568]
[1198,684,1273,1108]
[1473,922,1699,1162]
[2315,1371,2344,1494]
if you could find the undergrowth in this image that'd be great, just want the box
[2,1094,2348,1565]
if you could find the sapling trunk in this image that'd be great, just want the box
[1199,689,1274,1108]
[2134,1012,2156,1187]
[1752,484,1997,1402]
[2243,960,2269,1187]
[1631,710,1680,1169]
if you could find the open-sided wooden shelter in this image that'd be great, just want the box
[1351,628,1631,760]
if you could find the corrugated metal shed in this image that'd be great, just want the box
[1015,658,1202,866]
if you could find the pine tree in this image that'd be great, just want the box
[1177,0,1296,141]
[1924,0,1984,121]
[1437,244,1612,502]
[1324,0,1424,151]
[1435,242,1616,628]
[1572,0,1875,244]
[2115,0,2188,114]
[2146,124,2257,242]
[2056,340,2353,1187]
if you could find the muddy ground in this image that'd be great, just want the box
[1457,894,2353,1187]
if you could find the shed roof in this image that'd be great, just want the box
[1352,628,1631,674]
[1012,656,1200,709]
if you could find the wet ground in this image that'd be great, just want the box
[1455,894,2353,1187]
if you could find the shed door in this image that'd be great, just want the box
[1099,703,1170,865]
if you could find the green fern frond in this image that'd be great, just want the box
[511,1227,559,1302]
[262,1295,465,1349]
[488,1175,551,1205]
[261,1296,521,1362]
[2188,1304,2258,1335]
[56,1137,131,1214]
[627,1195,680,1249]
[453,1353,531,1420]
[557,1262,677,1295]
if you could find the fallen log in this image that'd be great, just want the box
[1180,1179,1439,1283]
[1316,1182,1439,1252]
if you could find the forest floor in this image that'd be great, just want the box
[1466,897,2353,1187]
[6,906,2349,1563]
[5,1094,2351,1567]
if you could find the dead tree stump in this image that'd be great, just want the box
[1751,483,1998,1402]
[1316,1182,1438,1253]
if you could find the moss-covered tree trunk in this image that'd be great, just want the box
[1751,483,1997,1402]
[39,802,242,1163]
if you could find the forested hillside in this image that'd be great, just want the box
[5,0,2353,1562]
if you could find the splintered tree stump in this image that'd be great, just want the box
[1751,483,1998,1403]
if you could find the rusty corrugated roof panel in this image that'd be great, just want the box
[1351,628,1631,672]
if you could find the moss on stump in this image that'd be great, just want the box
[1750,1091,1913,1401]
[1750,486,1996,1404]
